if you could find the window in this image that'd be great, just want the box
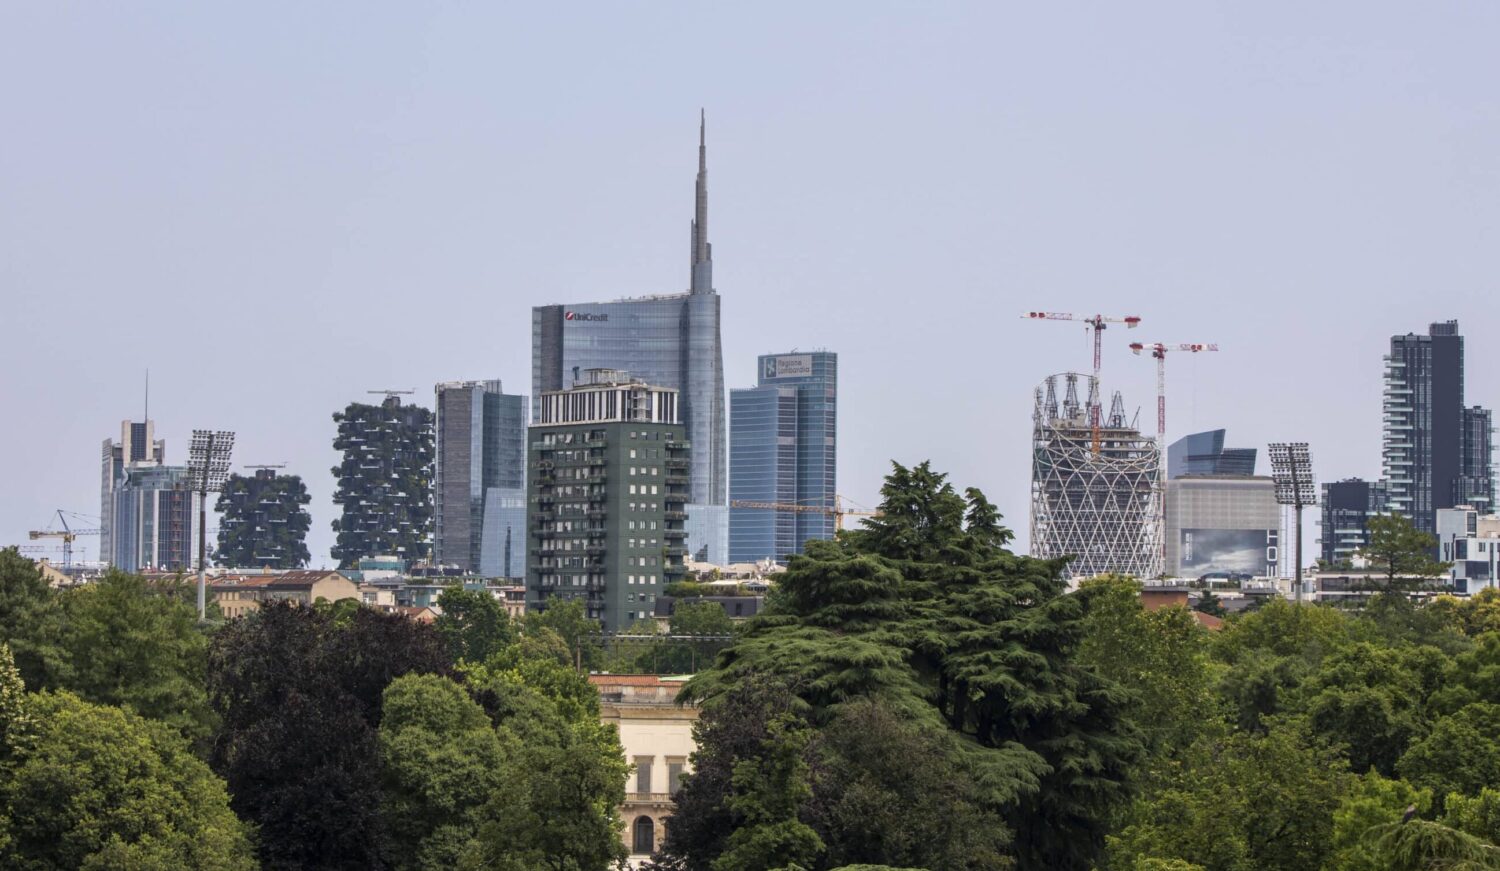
[668,760,686,794]
[633,816,654,854]
[636,758,653,794]
[630,449,637,458]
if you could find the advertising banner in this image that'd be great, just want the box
[763,354,813,380]
[1180,528,1278,576]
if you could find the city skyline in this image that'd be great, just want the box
[4,5,1500,567]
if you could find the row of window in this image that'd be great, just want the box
[628,484,662,495]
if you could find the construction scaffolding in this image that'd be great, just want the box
[1030,373,1163,581]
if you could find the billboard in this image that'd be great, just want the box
[762,354,813,380]
[1180,528,1278,576]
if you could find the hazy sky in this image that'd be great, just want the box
[3,3,1496,567]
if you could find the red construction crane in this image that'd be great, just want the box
[1128,342,1219,439]
[1023,312,1142,452]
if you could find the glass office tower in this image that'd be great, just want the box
[1167,429,1257,478]
[531,115,727,562]
[434,380,527,577]
[729,352,838,563]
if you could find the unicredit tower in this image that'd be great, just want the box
[531,113,727,563]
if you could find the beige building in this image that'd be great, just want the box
[590,674,699,866]
[210,570,361,618]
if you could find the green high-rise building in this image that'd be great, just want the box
[527,369,690,631]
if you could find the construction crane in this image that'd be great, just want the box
[243,463,287,472]
[368,389,415,399]
[1128,342,1219,439]
[1023,312,1142,453]
[28,510,102,572]
[729,496,881,531]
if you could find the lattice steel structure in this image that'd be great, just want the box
[1030,373,1163,580]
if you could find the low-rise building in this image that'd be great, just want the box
[590,674,698,867]
[1437,507,1500,594]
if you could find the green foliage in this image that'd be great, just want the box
[712,712,823,871]
[1107,720,1350,871]
[1359,513,1452,588]
[1365,819,1500,871]
[1446,789,1500,846]
[1076,575,1219,760]
[56,570,216,747]
[1327,772,1433,871]
[208,600,451,869]
[524,596,604,671]
[0,548,66,690]
[215,470,313,568]
[457,645,628,871]
[630,601,735,674]
[0,690,255,870]
[677,461,1139,871]
[1398,703,1500,804]
[330,398,435,568]
[436,585,516,664]
[379,674,507,869]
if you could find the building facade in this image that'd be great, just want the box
[728,352,838,563]
[527,371,690,631]
[1030,373,1163,580]
[434,380,527,577]
[1319,478,1390,566]
[100,418,166,566]
[1383,320,1494,534]
[1437,506,1500,594]
[1167,429,1257,478]
[111,464,195,572]
[531,117,726,563]
[330,395,436,568]
[1164,475,1280,578]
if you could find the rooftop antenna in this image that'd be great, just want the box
[144,369,149,421]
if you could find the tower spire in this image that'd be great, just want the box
[690,109,713,294]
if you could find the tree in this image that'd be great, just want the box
[525,597,604,671]
[713,712,823,871]
[636,601,735,674]
[1398,703,1500,804]
[678,462,1140,870]
[1326,772,1434,871]
[208,601,450,869]
[1358,514,1451,590]
[0,690,255,870]
[1445,788,1500,846]
[379,674,507,869]
[56,570,216,746]
[436,585,517,665]
[458,647,628,871]
[1108,720,1350,871]
[0,644,31,765]
[0,548,65,691]
[215,469,313,568]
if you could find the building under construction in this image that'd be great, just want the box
[1030,373,1163,580]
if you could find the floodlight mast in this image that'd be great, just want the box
[188,429,236,621]
[1268,442,1317,603]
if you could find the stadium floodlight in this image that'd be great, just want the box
[188,429,236,620]
[1268,442,1317,603]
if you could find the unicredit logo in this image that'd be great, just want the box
[565,311,608,322]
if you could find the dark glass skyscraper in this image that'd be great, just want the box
[1319,478,1390,566]
[434,380,527,576]
[1383,320,1493,533]
[1167,429,1256,478]
[729,352,838,563]
[531,115,726,561]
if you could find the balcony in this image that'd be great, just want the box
[665,459,689,470]
[664,529,687,540]
[665,510,688,521]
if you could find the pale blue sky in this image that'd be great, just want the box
[3,3,1496,566]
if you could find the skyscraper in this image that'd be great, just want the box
[434,380,527,577]
[526,369,689,631]
[1383,320,1493,534]
[100,418,165,564]
[330,394,435,568]
[531,114,726,562]
[112,464,195,572]
[729,352,838,563]
[1167,429,1257,478]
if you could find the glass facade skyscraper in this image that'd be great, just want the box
[434,380,527,577]
[1167,429,1257,478]
[729,352,838,564]
[112,464,195,571]
[100,418,165,566]
[1383,320,1493,534]
[530,115,727,562]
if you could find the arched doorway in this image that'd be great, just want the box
[633,815,655,854]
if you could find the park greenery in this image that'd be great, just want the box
[4,465,1500,869]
